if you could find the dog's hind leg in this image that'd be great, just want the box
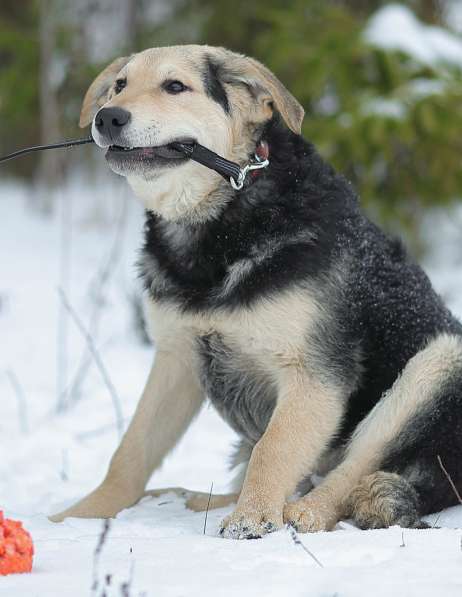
[345,471,428,529]
[143,439,251,512]
[50,342,203,522]
[284,334,462,532]
[144,488,239,512]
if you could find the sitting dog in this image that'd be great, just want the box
[50,45,462,538]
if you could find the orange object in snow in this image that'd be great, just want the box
[0,511,34,575]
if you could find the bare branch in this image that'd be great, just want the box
[91,519,111,595]
[57,287,124,438]
[60,449,69,482]
[286,524,324,568]
[120,560,135,597]
[437,455,462,505]
[66,195,128,407]
[203,482,214,535]
[5,369,29,434]
[56,185,72,412]
[432,512,442,529]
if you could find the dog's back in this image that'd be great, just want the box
[338,213,462,438]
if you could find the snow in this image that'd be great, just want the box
[361,97,406,119]
[360,6,462,121]
[365,3,462,69]
[1,180,462,597]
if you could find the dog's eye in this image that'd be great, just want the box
[114,78,127,94]
[163,80,189,94]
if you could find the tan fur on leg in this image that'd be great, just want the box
[144,487,238,512]
[284,487,339,532]
[50,342,203,522]
[220,366,342,539]
[284,334,462,532]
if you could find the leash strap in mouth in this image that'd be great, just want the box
[170,141,269,190]
[0,136,94,165]
[0,136,269,191]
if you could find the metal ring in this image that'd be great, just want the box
[229,157,269,191]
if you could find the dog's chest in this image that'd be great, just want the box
[142,216,322,440]
[197,331,277,443]
[147,285,319,364]
[140,208,323,314]
[145,289,320,442]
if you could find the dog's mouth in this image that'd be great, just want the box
[106,138,195,163]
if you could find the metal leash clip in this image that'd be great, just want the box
[230,153,270,191]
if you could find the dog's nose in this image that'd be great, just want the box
[95,107,131,140]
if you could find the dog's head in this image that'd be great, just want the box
[80,45,304,220]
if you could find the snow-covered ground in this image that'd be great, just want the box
[1,178,462,597]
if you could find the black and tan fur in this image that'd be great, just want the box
[50,45,462,538]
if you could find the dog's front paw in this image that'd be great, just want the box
[283,492,339,533]
[219,507,282,540]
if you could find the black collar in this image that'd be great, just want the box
[170,140,270,190]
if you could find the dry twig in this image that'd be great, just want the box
[437,455,462,504]
[5,369,29,434]
[66,195,128,407]
[120,560,135,597]
[58,287,124,438]
[91,519,111,595]
[400,530,406,548]
[286,524,324,568]
[56,185,72,412]
[203,482,214,535]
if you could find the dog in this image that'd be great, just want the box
[50,45,462,538]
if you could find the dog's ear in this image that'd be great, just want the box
[222,53,304,134]
[79,56,132,128]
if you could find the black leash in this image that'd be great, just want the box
[0,136,269,189]
[170,142,242,185]
[0,136,94,165]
